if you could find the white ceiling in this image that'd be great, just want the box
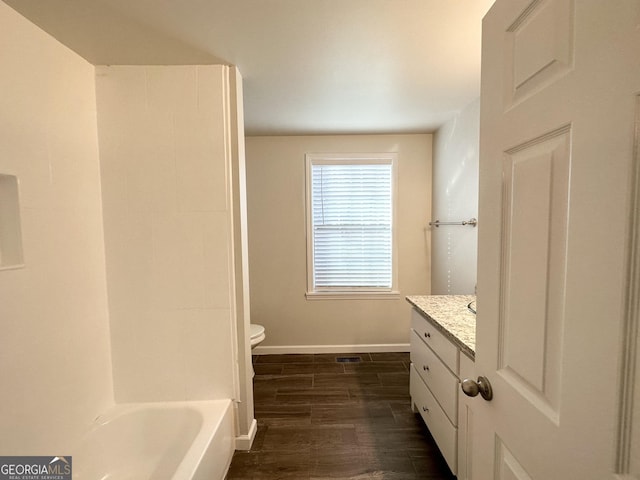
[4,0,495,136]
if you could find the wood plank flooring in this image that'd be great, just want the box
[225,352,456,480]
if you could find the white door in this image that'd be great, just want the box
[470,1,640,479]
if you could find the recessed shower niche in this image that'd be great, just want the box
[0,174,24,269]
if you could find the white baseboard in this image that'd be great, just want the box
[234,418,257,451]
[252,343,410,355]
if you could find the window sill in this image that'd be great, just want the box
[305,291,401,301]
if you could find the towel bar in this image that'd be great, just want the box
[428,218,477,228]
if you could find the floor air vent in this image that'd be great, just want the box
[336,356,361,363]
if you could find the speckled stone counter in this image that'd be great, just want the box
[406,295,476,359]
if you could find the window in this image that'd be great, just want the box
[305,153,398,299]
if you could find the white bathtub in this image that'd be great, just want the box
[73,400,234,480]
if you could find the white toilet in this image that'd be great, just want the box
[249,324,265,377]
[250,324,265,348]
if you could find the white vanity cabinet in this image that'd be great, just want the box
[410,308,460,473]
[407,296,476,478]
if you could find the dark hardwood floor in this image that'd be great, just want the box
[225,352,456,480]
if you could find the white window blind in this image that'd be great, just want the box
[308,157,394,291]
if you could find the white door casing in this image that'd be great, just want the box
[472,1,640,479]
[618,95,640,480]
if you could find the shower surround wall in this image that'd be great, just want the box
[1,2,253,453]
[96,65,241,403]
[0,2,113,453]
[432,98,479,294]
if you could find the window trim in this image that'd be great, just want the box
[304,153,400,299]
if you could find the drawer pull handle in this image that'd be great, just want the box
[424,332,431,339]
[422,406,429,413]
[423,365,430,372]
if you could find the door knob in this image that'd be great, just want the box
[461,376,493,401]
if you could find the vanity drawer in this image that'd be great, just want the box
[410,330,459,424]
[410,365,457,474]
[411,309,459,373]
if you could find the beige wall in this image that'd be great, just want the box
[96,65,237,402]
[0,2,113,453]
[246,134,432,350]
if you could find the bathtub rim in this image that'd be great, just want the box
[79,399,234,480]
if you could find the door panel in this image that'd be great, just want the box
[500,125,570,421]
[496,437,534,480]
[505,0,574,106]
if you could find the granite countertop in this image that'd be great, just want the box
[406,295,476,359]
